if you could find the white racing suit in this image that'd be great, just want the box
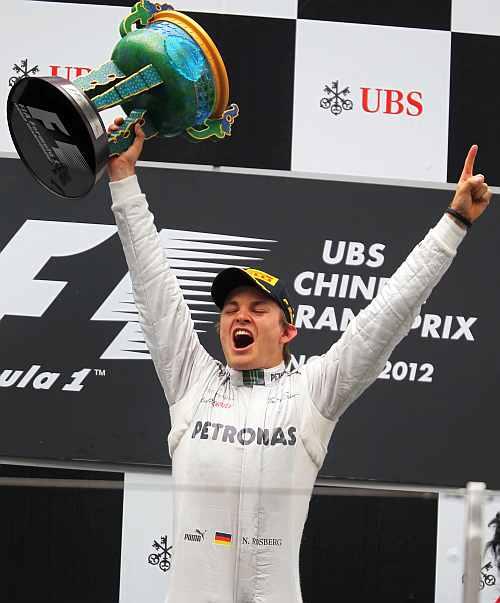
[110,176,465,603]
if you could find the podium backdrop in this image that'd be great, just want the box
[0,157,498,487]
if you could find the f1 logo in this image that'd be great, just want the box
[0,219,272,360]
[0,220,116,320]
[27,106,71,137]
[15,104,91,194]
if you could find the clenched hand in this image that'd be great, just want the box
[107,117,145,182]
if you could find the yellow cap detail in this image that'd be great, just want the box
[245,268,279,286]
[282,298,295,323]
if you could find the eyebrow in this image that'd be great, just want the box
[224,299,270,308]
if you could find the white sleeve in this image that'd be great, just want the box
[304,214,466,422]
[109,175,219,405]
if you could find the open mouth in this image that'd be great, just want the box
[233,328,254,350]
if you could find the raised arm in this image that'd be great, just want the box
[305,145,493,422]
[108,120,218,404]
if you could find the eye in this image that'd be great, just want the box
[253,306,268,314]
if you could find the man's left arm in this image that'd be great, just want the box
[305,145,492,422]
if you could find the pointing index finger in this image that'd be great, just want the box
[460,144,478,181]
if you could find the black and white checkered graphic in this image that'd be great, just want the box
[2,0,498,184]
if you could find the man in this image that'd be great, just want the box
[107,119,491,602]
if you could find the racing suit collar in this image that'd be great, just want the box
[228,362,286,387]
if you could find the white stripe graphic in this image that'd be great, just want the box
[93,227,276,359]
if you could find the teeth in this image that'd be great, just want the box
[235,329,252,337]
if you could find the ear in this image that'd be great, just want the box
[280,322,298,345]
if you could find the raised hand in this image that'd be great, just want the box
[107,117,145,182]
[450,145,493,225]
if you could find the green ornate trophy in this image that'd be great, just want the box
[7,1,239,198]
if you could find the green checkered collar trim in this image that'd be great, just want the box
[229,362,286,387]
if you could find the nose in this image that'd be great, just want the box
[235,308,250,322]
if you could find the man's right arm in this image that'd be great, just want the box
[108,122,218,405]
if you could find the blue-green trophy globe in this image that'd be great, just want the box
[75,1,239,152]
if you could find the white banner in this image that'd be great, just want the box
[292,20,451,182]
[119,471,175,603]
[435,492,500,603]
[451,0,500,36]
[2,1,128,154]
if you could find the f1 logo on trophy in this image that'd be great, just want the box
[6,1,239,198]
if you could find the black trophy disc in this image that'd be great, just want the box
[7,76,108,199]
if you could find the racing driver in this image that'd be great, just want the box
[107,119,492,602]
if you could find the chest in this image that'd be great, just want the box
[174,377,306,488]
[193,378,300,441]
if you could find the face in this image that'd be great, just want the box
[219,286,297,370]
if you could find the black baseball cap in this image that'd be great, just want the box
[211,267,295,324]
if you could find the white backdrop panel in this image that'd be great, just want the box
[165,0,297,19]
[452,0,500,36]
[435,493,500,603]
[1,1,128,154]
[119,471,175,603]
[292,20,451,182]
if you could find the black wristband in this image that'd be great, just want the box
[445,207,472,229]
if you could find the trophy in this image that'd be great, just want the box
[6,1,239,198]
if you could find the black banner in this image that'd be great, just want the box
[0,157,498,487]
[0,463,123,603]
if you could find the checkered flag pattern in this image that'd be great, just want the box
[2,0,499,185]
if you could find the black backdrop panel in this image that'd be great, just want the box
[298,0,451,30]
[0,464,123,603]
[0,157,498,487]
[300,489,438,602]
[447,33,500,187]
[140,12,296,171]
